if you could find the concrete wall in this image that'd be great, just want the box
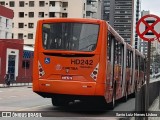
[135,80,160,112]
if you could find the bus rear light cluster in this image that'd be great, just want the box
[38,61,45,78]
[90,63,99,81]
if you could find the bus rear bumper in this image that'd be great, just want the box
[34,79,105,96]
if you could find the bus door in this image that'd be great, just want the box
[128,51,133,84]
[110,36,115,88]
[135,55,140,90]
[120,44,124,88]
[138,56,140,88]
[114,41,124,99]
[107,33,112,87]
[129,50,133,94]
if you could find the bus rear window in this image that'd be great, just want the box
[42,23,99,51]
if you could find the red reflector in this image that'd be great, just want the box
[61,75,73,80]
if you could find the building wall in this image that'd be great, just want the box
[134,0,141,50]
[2,0,50,45]
[0,39,24,84]
[18,50,33,83]
[103,0,110,22]
[68,0,86,18]
[0,5,14,39]
[1,0,99,45]
[140,10,150,55]
[103,0,140,48]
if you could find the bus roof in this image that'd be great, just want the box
[135,49,145,58]
[38,18,103,24]
[126,42,134,51]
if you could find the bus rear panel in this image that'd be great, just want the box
[33,19,107,103]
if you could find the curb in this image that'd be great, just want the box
[0,83,32,88]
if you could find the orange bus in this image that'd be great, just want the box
[33,18,145,109]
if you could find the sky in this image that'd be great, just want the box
[141,0,160,17]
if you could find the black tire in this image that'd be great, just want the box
[51,97,69,106]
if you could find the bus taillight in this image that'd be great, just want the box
[38,61,45,78]
[90,63,99,81]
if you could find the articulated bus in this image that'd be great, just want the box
[33,18,145,109]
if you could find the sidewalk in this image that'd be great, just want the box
[130,96,160,120]
[0,83,32,88]
[148,97,160,120]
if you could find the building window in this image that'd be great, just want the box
[39,1,45,7]
[39,12,44,17]
[22,60,30,69]
[86,11,90,16]
[12,23,14,28]
[49,12,55,17]
[18,33,23,39]
[28,33,33,39]
[5,32,8,39]
[19,1,25,7]
[12,33,14,39]
[62,13,67,18]
[29,1,34,7]
[49,1,55,6]
[29,12,34,17]
[6,19,9,28]
[62,2,68,7]
[28,23,34,28]
[19,12,24,18]
[0,1,5,6]
[9,1,15,7]
[18,23,24,28]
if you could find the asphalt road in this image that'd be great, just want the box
[0,86,135,119]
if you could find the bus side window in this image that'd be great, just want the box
[138,57,140,70]
[107,33,111,61]
[117,43,122,65]
[126,50,129,67]
[126,50,132,68]
[135,55,138,70]
[114,40,118,64]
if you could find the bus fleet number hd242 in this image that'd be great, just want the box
[71,59,93,65]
